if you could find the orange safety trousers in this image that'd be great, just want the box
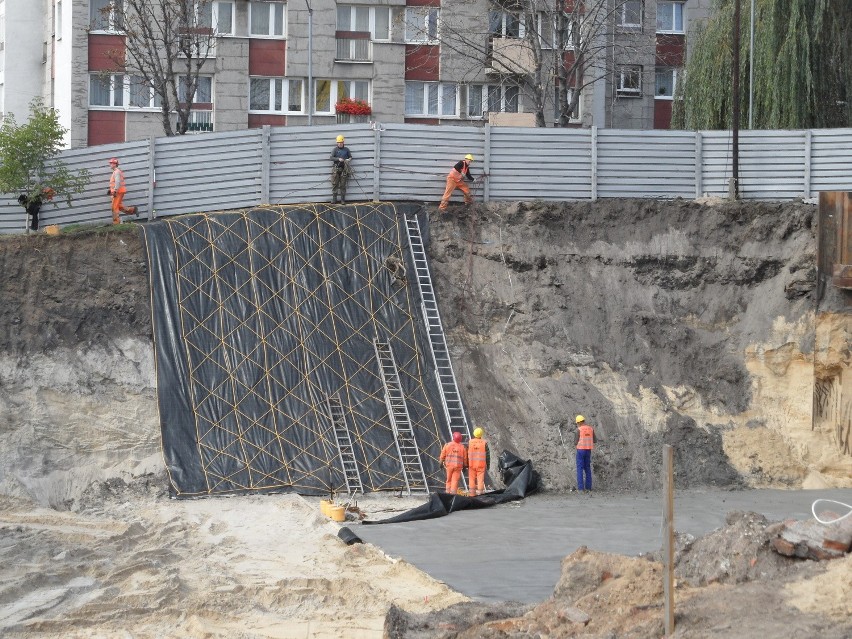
[468,467,486,496]
[111,192,135,224]
[445,466,463,493]
[439,171,472,210]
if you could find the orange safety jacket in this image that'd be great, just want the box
[577,424,595,450]
[110,168,127,194]
[440,441,467,468]
[448,160,471,182]
[468,438,488,469]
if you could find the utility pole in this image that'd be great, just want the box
[730,0,741,200]
[748,0,755,129]
[306,0,313,126]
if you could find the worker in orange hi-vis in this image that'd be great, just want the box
[108,157,138,224]
[467,427,490,496]
[439,431,468,494]
[438,154,475,211]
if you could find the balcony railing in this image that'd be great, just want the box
[174,110,214,133]
[335,32,371,62]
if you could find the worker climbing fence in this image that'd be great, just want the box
[2,124,851,234]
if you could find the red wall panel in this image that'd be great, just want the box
[250,39,286,76]
[654,100,673,129]
[88,111,125,146]
[248,114,286,128]
[88,34,125,71]
[656,34,685,67]
[405,45,439,81]
[406,0,440,6]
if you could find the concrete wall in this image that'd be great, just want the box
[1,0,46,120]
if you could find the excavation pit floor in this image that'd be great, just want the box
[355,487,852,603]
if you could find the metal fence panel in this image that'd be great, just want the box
[489,128,592,201]
[597,129,696,199]
[153,129,263,218]
[268,124,376,205]
[812,128,852,193]
[378,124,485,203]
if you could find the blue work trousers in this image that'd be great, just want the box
[576,448,592,491]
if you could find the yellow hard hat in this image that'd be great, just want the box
[336,135,345,143]
[464,154,474,161]
[473,427,484,438]
[575,415,585,424]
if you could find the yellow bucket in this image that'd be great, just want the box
[329,505,346,522]
[320,499,333,516]
[44,225,61,236]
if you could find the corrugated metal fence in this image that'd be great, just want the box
[2,123,851,234]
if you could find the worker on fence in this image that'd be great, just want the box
[467,426,490,496]
[108,158,137,224]
[17,187,53,232]
[440,431,468,494]
[574,415,597,493]
[439,154,475,211]
[330,135,353,204]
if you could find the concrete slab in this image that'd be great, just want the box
[356,488,852,603]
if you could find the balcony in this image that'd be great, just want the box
[487,37,535,75]
[335,32,371,62]
[174,110,214,133]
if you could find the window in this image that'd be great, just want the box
[656,1,684,33]
[618,0,642,28]
[537,13,574,49]
[89,74,124,107]
[555,88,581,121]
[405,82,458,117]
[250,1,285,37]
[90,0,123,32]
[337,5,390,41]
[489,10,523,38]
[655,68,676,98]
[404,7,439,44]
[616,65,642,96]
[314,79,369,113]
[468,84,519,117]
[250,78,303,113]
[178,76,213,103]
[129,76,162,108]
[199,1,235,35]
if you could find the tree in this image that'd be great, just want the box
[405,0,654,127]
[0,99,90,208]
[672,0,851,130]
[95,0,223,136]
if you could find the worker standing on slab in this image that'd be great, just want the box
[439,154,475,211]
[467,427,490,496]
[440,431,468,494]
[574,415,597,493]
[108,158,137,224]
[330,135,353,204]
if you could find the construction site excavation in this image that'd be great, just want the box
[1,197,850,639]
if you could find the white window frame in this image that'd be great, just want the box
[90,0,124,33]
[404,7,439,44]
[537,13,575,50]
[489,9,524,38]
[249,1,286,38]
[656,1,684,34]
[405,81,459,118]
[128,76,162,109]
[654,67,677,99]
[89,73,125,108]
[337,5,391,41]
[198,1,235,36]
[618,0,643,29]
[249,77,304,114]
[314,79,370,114]
[467,83,520,118]
[616,65,642,97]
[555,87,582,122]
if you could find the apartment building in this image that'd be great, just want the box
[0,1,704,148]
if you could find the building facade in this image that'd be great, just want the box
[0,1,704,148]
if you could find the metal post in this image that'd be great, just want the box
[663,444,675,636]
[731,0,741,199]
[748,0,755,129]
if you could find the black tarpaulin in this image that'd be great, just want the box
[141,202,452,497]
[363,451,540,524]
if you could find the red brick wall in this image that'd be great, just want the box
[89,34,125,71]
[250,39,286,76]
[248,114,286,128]
[88,111,125,146]
[405,44,439,81]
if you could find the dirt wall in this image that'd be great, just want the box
[1,199,850,509]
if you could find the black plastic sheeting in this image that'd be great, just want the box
[363,451,540,524]
[141,203,455,497]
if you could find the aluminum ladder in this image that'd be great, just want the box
[373,339,429,494]
[404,215,472,442]
[326,394,363,495]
